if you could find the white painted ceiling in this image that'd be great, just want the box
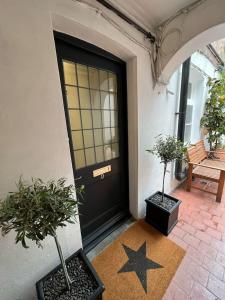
[100,0,197,29]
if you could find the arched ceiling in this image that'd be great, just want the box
[96,0,197,30]
[82,0,225,83]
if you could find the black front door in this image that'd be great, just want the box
[55,33,129,249]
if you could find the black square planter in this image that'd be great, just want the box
[145,191,181,236]
[36,248,104,300]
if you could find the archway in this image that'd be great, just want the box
[160,23,225,83]
[155,0,225,83]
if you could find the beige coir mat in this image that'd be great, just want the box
[92,220,185,300]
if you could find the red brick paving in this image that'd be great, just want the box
[190,282,217,300]
[163,185,225,300]
[206,227,222,240]
[192,220,207,231]
[195,230,212,244]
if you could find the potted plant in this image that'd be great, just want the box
[0,177,104,300]
[200,76,225,151]
[145,135,187,235]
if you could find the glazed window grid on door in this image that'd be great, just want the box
[63,60,120,170]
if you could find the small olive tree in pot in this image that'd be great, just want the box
[145,136,187,235]
[0,177,104,300]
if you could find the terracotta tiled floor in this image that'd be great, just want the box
[163,182,225,300]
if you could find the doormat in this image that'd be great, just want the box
[92,220,185,300]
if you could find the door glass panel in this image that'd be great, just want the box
[77,64,89,88]
[112,143,119,158]
[111,110,118,127]
[89,67,99,90]
[99,70,108,91]
[108,72,117,92]
[101,92,110,109]
[102,110,110,128]
[91,90,101,109]
[83,130,94,148]
[104,145,112,160]
[85,148,95,165]
[74,150,85,169]
[63,61,77,85]
[92,110,102,128]
[72,131,83,150]
[103,128,111,144]
[94,129,103,146]
[79,88,91,109]
[65,86,79,108]
[111,127,119,143]
[81,110,92,129]
[96,146,104,163]
[69,110,81,130]
[63,62,119,169]
[110,93,117,110]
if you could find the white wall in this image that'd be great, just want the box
[185,52,217,145]
[0,0,222,299]
[0,1,83,299]
[137,65,182,217]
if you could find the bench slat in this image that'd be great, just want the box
[186,140,225,202]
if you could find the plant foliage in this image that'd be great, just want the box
[0,177,83,248]
[146,135,187,164]
[200,76,225,150]
[146,135,186,202]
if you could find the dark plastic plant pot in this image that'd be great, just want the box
[36,248,104,300]
[145,191,181,236]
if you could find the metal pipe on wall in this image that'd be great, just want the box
[96,0,156,43]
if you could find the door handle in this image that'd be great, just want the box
[75,176,82,181]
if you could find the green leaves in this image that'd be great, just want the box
[0,178,84,249]
[146,135,186,203]
[146,135,187,164]
[200,76,225,150]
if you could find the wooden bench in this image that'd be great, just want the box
[186,140,225,202]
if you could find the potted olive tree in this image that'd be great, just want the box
[145,135,187,235]
[0,177,104,300]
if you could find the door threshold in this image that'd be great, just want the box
[86,216,135,261]
[83,211,131,254]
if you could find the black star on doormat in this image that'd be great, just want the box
[118,241,163,293]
